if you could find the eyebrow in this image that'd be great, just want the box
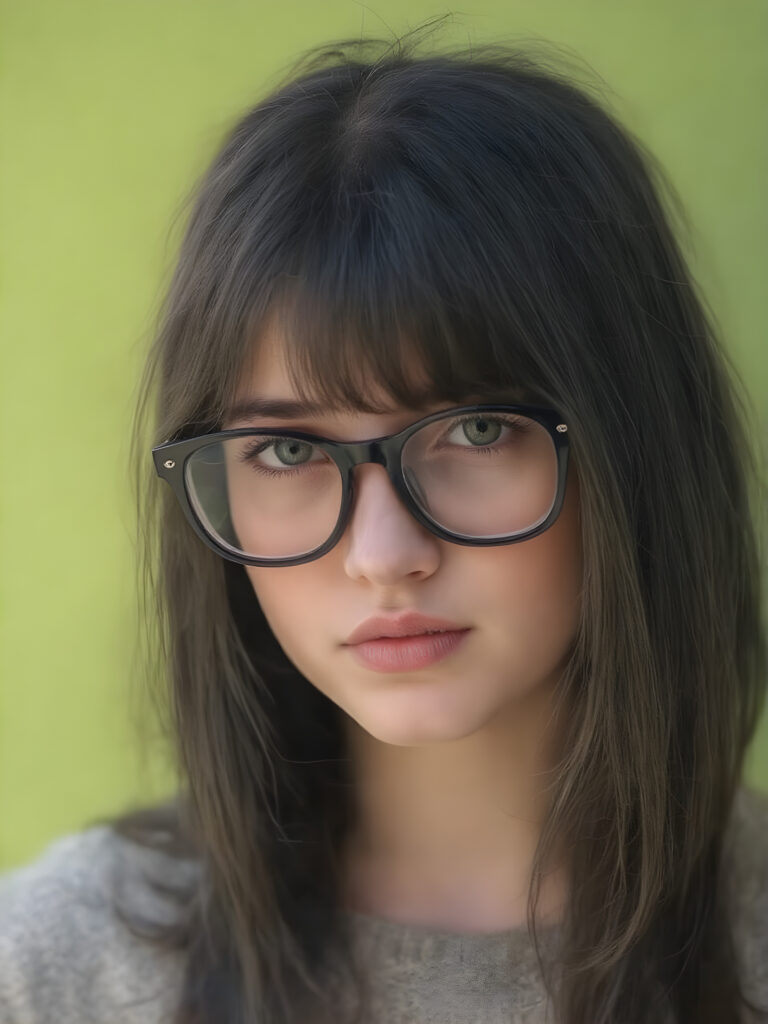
[224,397,329,422]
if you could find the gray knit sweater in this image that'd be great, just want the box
[1,786,766,1023]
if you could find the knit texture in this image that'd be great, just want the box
[1,785,766,1023]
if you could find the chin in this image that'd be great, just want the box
[352,705,491,747]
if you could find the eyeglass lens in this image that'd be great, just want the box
[183,411,558,560]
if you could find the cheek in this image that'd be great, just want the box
[245,566,296,626]
[244,564,328,662]
[473,473,582,640]
[469,541,580,638]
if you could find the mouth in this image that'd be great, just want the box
[343,627,472,673]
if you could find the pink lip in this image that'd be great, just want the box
[343,611,469,646]
[346,629,471,673]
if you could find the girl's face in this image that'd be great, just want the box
[229,326,583,747]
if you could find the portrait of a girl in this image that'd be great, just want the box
[1,25,766,1024]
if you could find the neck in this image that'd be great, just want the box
[339,680,569,933]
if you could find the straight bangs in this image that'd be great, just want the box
[249,198,555,418]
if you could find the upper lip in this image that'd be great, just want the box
[344,612,470,645]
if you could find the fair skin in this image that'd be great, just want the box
[227,322,583,934]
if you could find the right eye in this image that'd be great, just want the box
[238,437,330,474]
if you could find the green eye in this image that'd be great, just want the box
[272,439,314,465]
[461,417,502,445]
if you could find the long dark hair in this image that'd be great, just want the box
[108,22,767,1024]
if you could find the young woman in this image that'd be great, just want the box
[1,26,766,1024]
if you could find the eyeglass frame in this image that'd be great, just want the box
[151,403,570,568]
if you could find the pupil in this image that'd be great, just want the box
[463,417,500,445]
[277,440,309,465]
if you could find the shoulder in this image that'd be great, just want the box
[723,783,768,1021]
[0,821,199,1024]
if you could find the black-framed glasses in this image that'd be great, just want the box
[152,404,570,567]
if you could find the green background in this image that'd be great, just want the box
[1,1,766,870]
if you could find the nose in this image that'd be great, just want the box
[341,463,441,586]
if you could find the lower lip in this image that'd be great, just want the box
[345,629,471,673]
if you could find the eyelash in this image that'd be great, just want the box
[236,414,528,477]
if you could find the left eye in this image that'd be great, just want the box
[446,417,506,446]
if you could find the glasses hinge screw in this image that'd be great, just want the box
[164,459,176,469]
